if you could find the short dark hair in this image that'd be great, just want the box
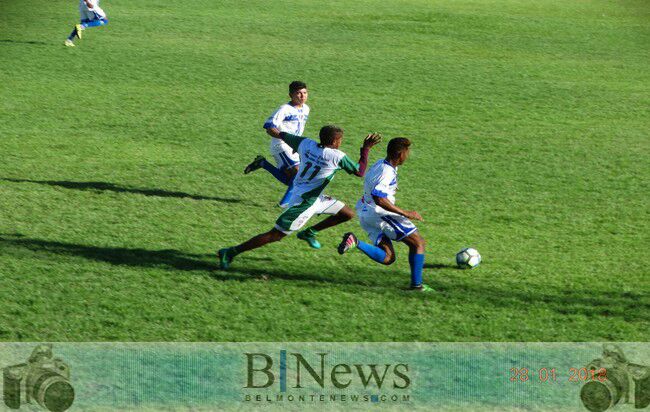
[289,81,307,94]
[387,137,411,159]
[319,125,343,146]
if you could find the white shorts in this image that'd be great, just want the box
[80,6,107,21]
[275,195,344,234]
[270,139,300,170]
[357,205,417,245]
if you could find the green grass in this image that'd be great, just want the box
[0,0,648,341]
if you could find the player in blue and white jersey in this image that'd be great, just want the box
[243,81,310,207]
[218,127,380,269]
[337,137,431,291]
[65,0,109,47]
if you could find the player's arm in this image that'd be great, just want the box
[339,133,382,177]
[83,0,94,8]
[265,127,281,138]
[262,106,286,139]
[277,132,305,151]
[372,196,423,221]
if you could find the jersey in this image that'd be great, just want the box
[263,103,310,136]
[358,159,399,215]
[281,133,359,205]
[79,0,107,20]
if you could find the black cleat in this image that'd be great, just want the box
[244,155,266,174]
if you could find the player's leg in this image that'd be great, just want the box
[400,231,431,291]
[245,142,298,189]
[81,18,109,29]
[297,196,352,249]
[66,9,88,45]
[339,232,396,265]
[218,228,285,269]
[244,155,289,185]
[65,23,83,45]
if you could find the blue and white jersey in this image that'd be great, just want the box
[263,103,310,136]
[79,0,107,20]
[358,159,399,214]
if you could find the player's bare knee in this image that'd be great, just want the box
[338,207,355,221]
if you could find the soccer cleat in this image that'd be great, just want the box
[297,230,321,249]
[64,39,75,47]
[75,24,84,39]
[244,155,265,174]
[217,248,234,269]
[337,232,358,255]
[409,284,435,292]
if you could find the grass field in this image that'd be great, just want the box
[0,0,648,341]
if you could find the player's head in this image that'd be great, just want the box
[319,125,344,148]
[289,81,308,106]
[387,137,411,165]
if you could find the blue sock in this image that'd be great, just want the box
[357,241,387,264]
[81,18,109,28]
[262,159,289,185]
[409,253,425,287]
[278,181,295,206]
[67,28,77,40]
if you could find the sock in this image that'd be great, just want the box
[357,241,387,264]
[278,181,295,206]
[229,246,241,257]
[409,253,425,287]
[67,28,77,40]
[262,159,290,185]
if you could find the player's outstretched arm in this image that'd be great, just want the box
[265,127,281,138]
[353,133,382,177]
[372,196,424,221]
[276,132,305,152]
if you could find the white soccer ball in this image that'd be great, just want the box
[456,247,481,269]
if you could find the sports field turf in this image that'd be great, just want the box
[0,0,648,341]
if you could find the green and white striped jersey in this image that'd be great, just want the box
[282,133,359,205]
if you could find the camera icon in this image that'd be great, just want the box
[580,344,649,411]
[3,344,75,412]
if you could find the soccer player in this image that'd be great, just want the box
[218,126,381,269]
[337,137,432,291]
[64,0,109,47]
[243,81,310,207]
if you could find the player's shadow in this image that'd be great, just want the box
[0,235,374,287]
[427,279,649,322]
[0,39,49,46]
[2,178,243,204]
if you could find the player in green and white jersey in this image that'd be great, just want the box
[218,126,381,269]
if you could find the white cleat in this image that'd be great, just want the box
[64,39,75,47]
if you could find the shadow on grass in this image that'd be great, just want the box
[2,178,243,203]
[2,235,646,321]
[0,235,373,287]
[428,279,649,322]
[0,39,48,45]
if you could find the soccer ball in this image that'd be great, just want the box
[456,247,481,269]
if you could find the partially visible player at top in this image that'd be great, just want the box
[219,126,381,269]
[338,137,432,291]
[65,0,109,47]
[244,81,310,207]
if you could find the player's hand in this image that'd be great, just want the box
[362,133,382,149]
[404,210,423,221]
